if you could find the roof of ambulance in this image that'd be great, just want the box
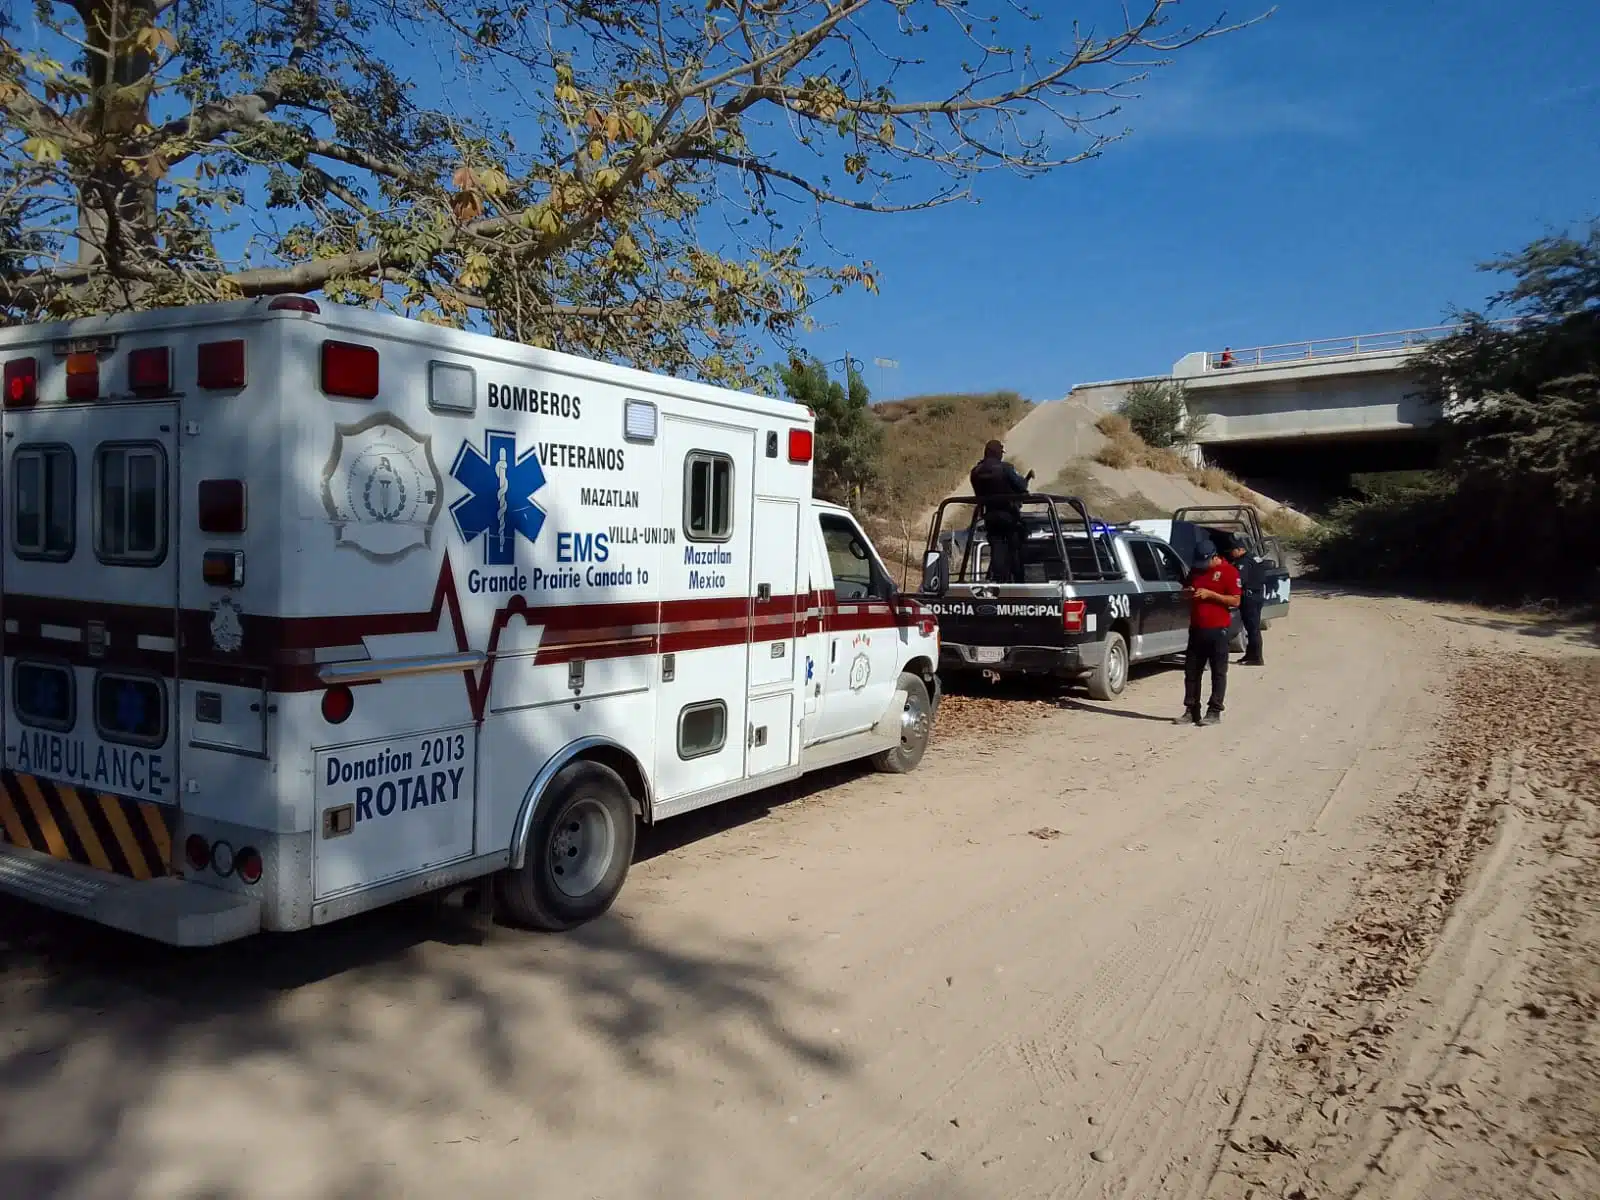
[0,296,809,423]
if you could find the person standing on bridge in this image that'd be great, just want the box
[1177,540,1241,726]
[1226,537,1268,666]
[969,439,1034,584]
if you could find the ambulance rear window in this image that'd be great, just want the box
[94,672,167,747]
[12,444,75,561]
[684,451,733,542]
[94,442,167,566]
[13,661,74,732]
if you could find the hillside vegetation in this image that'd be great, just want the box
[871,391,1034,517]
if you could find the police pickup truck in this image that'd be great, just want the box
[1130,505,1291,627]
[916,494,1210,700]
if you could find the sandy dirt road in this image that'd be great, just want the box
[0,590,1595,1200]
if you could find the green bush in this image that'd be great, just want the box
[1117,380,1196,448]
[1304,221,1600,606]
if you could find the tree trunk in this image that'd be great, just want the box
[77,0,157,279]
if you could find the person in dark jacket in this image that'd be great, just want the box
[1226,539,1268,666]
[969,439,1033,583]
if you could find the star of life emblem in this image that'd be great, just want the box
[450,430,547,564]
[320,414,443,562]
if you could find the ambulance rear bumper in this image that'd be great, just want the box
[0,840,261,947]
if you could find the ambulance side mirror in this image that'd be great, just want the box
[922,550,948,596]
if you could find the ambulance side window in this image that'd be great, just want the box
[94,442,167,566]
[12,444,75,561]
[93,672,167,748]
[683,451,733,542]
[12,661,74,732]
[677,700,727,760]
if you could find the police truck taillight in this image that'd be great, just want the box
[197,339,246,389]
[127,346,172,396]
[3,357,37,408]
[321,340,379,399]
[1062,599,1087,632]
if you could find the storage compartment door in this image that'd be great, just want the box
[745,693,794,778]
[313,724,477,900]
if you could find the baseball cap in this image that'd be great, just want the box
[1193,540,1217,565]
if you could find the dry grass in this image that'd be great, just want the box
[871,391,1032,520]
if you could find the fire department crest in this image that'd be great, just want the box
[320,413,444,562]
[210,596,244,654]
[848,652,871,692]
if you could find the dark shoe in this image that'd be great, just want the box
[1201,709,1222,726]
[1175,708,1201,726]
[1238,658,1264,667]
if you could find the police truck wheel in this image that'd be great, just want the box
[497,760,636,932]
[1086,632,1128,701]
[872,672,933,774]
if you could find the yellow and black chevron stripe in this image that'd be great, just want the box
[0,770,175,881]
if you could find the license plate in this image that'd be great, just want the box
[973,646,1004,664]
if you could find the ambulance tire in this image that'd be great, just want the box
[497,760,636,932]
[872,672,933,774]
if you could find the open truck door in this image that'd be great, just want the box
[1168,505,1291,626]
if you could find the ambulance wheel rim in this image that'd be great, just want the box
[1107,638,1128,692]
[548,796,616,898]
[900,687,930,747]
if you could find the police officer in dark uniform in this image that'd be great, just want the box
[969,439,1033,583]
[1225,535,1268,666]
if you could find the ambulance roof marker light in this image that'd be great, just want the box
[268,296,321,314]
[320,339,380,400]
[787,427,814,464]
[197,340,246,390]
[127,346,172,397]
[3,357,38,408]
[64,351,99,401]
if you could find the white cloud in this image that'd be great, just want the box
[1123,59,1361,141]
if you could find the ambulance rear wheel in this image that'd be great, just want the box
[498,760,636,932]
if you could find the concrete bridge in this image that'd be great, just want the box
[1067,323,1513,504]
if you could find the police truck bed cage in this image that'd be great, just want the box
[925,494,1121,585]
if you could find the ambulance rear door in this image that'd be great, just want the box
[3,378,181,883]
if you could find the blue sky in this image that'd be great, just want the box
[785,0,1600,401]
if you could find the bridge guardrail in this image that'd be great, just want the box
[1206,320,1521,371]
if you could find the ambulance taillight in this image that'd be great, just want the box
[321,685,354,725]
[127,346,172,396]
[3,357,37,408]
[787,427,814,463]
[64,352,98,401]
[321,340,379,400]
[197,339,246,389]
[235,847,263,884]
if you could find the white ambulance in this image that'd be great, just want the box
[0,297,940,945]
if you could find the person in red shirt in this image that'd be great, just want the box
[1176,540,1242,726]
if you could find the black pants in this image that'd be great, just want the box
[1184,627,1229,713]
[1241,596,1264,663]
[986,527,1024,583]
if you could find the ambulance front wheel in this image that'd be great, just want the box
[872,672,933,774]
[497,760,637,932]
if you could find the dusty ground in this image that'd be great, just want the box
[0,589,1596,1199]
